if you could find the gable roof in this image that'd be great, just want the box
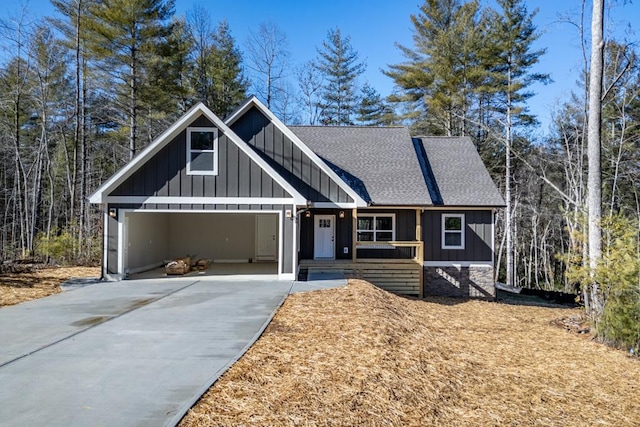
[416,136,505,207]
[88,102,306,204]
[226,96,368,207]
[290,126,432,206]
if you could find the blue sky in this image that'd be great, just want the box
[4,0,639,136]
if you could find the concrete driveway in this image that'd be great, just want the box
[0,277,293,426]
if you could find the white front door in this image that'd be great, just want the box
[314,215,335,259]
[256,215,277,261]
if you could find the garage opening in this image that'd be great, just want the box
[123,211,279,278]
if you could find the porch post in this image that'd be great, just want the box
[352,208,357,262]
[416,208,424,298]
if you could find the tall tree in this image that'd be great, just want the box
[245,21,290,109]
[484,0,550,287]
[188,12,248,117]
[86,0,175,159]
[385,0,484,135]
[315,28,366,125]
[586,0,605,320]
[296,60,324,125]
[49,0,92,254]
[206,20,248,117]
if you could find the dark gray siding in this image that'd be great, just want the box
[299,209,353,260]
[423,210,493,261]
[107,214,118,274]
[298,209,417,260]
[109,115,290,201]
[357,209,415,259]
[231,106,353,203]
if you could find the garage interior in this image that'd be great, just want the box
[124,212,279,278]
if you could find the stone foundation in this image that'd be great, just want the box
[424,265,495,300]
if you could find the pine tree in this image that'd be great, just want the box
[385,0,485,135]
[86,0,175,159]
[315,28,366,126]
[206,20,249,117]
[357,83,394,126]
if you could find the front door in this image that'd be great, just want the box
[256,215,278,261]
[314,215,335,259]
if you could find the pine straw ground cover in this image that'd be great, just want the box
[0,266,100,307]
[181,280,639,427]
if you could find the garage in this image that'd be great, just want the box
[113,211,282,278]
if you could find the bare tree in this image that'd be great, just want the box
[245,21,290,109]
[295,60,323,125]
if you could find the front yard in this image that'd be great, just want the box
[181,279,639,426]
[0,266,100,307]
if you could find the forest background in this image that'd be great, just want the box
[0,0,638,348]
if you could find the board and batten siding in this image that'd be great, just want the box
[108,115,291,204]
[298,208,417,260]
[230,106,353,204]
[357,209,415,259]
[422,210,493,262]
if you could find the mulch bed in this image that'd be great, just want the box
[0,266,101,307]
[181,279,639,426]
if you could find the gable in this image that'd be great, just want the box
[89,102,306,205]
[109,114,290,199]
[229,106,354,204]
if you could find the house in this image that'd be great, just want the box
[89,96,504,299]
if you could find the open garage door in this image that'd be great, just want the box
[122,211,279,277]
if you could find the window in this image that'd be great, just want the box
[442,213,465,249]
[187,127,218,175]
[357,214,395,243]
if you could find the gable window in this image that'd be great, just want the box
[187,127,218,175]
[357,214,395,243]
[442,213,465,249]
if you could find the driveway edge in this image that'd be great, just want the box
[165,281,294,427]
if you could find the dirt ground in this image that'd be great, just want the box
[0,266,100,307]
[181,279,639,427]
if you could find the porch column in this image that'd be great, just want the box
[416,208,424,298]
[352,208,358,262]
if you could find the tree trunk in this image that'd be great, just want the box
[587,0,604,320]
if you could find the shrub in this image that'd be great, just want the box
[34,229,77,265]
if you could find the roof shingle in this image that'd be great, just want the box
[290,126,432,206]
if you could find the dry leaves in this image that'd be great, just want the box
[0,266,100,307]
[181,279,639,427]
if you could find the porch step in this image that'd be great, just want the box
[307,268,346,281]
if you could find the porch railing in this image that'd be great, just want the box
[354,240,424,263]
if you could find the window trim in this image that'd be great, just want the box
[186,127,218,176]
[442,213,465,250]
[356,213,396,246]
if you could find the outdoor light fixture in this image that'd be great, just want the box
[305,211,311,218]
[109,208,117,219]
[339,211,345,219]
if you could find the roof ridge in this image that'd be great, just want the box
[289,125,407,129]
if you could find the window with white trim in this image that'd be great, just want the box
[357,214,395,243]
[442,213,465,249]
[186,127,218,175]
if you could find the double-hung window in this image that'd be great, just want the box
[357,214,395,244]
[442,213,465,249]
[186,127,218,175]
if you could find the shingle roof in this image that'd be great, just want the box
[416,136,505,207]
[290,126,432,206]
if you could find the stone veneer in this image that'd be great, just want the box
[424,265,495,300]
